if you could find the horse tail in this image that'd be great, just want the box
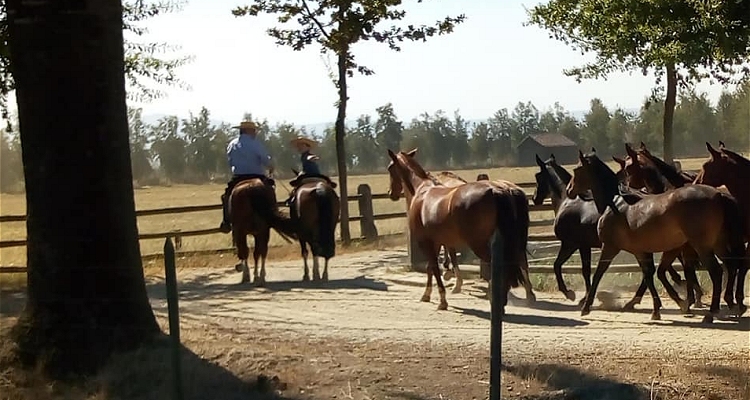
[490,189,527,290]
[247,189,298,241]
[718,192,745,260]
[314,185,337,259]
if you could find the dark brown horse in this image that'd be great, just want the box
[386,148,533,312]
[694,142,750,317]
[229,178,298,285]
[532,154,600,304]
[618,143,705,311]
[567,149,745,323]
[289,175,341,282]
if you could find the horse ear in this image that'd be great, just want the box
[706,142,721,159]
[406,148,418,157]
[535,154,544,167]
[578,150,586,164]
[612,156,626,168]
[549,153,556,161]
[387,149,397,161]
[639,141,647,150]
[590,147,596,154]
[718,140,726,149]
[625,143,638,159]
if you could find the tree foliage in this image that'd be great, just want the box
[526,0,750,161]
[0,0,192,124]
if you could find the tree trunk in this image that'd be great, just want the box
[335,50,351,245]
[7,0,160,377]
[662,63,677,164]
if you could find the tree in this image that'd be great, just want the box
[128,107,156,184]
[0,0,192,123]
[374,102,403,165]
[150,115,188,182]
[580,98,611,155]
[232,0,465,245]
[527,0,750,163]
[7,0,159,376]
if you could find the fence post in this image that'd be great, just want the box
[163,237,184,400]
[357,184,379,241]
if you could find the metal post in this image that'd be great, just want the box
[164,237,184,400]
[489,230,504,400]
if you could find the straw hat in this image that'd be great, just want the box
[290,136,318,148]
[232,121,258,132]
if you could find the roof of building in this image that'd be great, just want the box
[518,133,577,148]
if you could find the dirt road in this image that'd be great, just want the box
[137,248,749,399]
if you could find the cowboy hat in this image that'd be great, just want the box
[290,136,318,148]
[232,121,258,131]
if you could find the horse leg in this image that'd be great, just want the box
[656,251,688,313]
[664,250,683,286]
[638,252,663,320]
[300,240,310,282]
[420,240,446,310]
[698,251,724,324]
[578,246,593,307]
[234,231,251,284]
[521,254,536,304]
[254,230,269,286]
[682,245,705,308]
[734,245,749,317]
[552,241,578,302]
[312,254,321,281]
[322,257,330,282]
[723,258,738,310]
[581,244,620,316]
[449,248,463,294]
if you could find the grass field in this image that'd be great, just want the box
[0,156,712,268]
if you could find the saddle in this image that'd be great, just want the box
[289,173,337,189]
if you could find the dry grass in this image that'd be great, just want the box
[0,157,711,269]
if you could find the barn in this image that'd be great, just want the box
[516,132,579,166]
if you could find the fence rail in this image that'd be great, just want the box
[0,177,668,274]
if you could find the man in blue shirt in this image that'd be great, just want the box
[219,120,276,233]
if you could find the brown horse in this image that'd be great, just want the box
[618,143,705,311]
[386,148,533,312]
[566,149,745,323]
[694,142,750,317]
[433,171,467,293]
[230,178,298,285]
[290,176,341,281]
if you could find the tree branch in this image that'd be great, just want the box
[301,0,331,42]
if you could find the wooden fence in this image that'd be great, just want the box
[0,179,651,275]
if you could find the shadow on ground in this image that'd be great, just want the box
[503,361,653,400]
[0,290,25,318]
[451,306,589,327]
[146,268,389,303]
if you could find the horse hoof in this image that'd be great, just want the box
[452,287,462,294]
[678,301,690,314]
[437,302,448,311]
[694,300,705,309]
[302,275,310,282]
[578,298,587,309]
[443,270,454,281]
[420,295,431,303]
[651,312,661,321]
[240,276,250,284]
[254,280,266,288]
[527,294,537,304]
[322,274,329,282]
[235,263,243,272]
[701,314,715,324]
[313,274,321,281]
[580,308,591,317]
[621,302,636,312]
[564,290,576,302]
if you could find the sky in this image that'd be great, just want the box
[3,0,737,127]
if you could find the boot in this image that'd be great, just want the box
[219,193,232,233]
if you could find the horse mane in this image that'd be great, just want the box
[397,151,440,188]
[722,148,750,170]
[542,160,571,199]
[585,153,621,214]
[436,171,468,183]
[639,150,688,188]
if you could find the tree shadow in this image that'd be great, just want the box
[451,306,589,327]
[0,333,299,400]
[503,361,653,400]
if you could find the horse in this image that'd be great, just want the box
[617,143,706,311]
[229,178,298,285]
[289,174,341,282]
[386,148,533,312]
[566,149,746,323]
[532,153,601,305]
[693,142,750,317]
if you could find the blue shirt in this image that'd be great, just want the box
[301,151,321,174]
[227,134,272,175]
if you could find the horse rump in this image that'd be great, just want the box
[313,184,337,259]
[490,189,528,290]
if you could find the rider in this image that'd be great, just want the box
[218,120,276,233]
[284,136,336,212]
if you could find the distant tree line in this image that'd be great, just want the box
[1,83,748,193]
